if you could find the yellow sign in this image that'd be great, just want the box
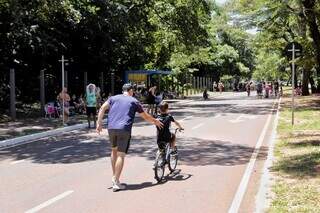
[128,74,147,82]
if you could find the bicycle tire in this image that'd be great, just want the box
[168,153,178,172]
[154,154,165,182]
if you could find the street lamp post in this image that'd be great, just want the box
[59,55,69,126]
[286,42,302,126]
[111,70,115,95]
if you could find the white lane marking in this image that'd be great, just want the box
[48,146,73,153]
[255,98,281,212]
[10,159,26,165]
[25,190,73,213]
[213,114,221,118]
[80,139,94,144]
[179,116,194,122]
[228,101,276,213]
[229,115,243,123]
[191,123,204,130]
[229,115,257,123]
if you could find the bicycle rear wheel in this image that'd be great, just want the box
[154,153,165,182]
[168,152,178,172]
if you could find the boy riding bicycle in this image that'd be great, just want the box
[156,101,184,154]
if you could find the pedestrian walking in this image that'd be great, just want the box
[246,82,251,97]
[147,85,157,115]
[85,83,97,128]
[59,87,70,125]
[203,88,208,100]
[96,83,163,192]
[218,82,224,94]
[274,81,279,97]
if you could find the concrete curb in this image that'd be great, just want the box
[0,122,88,149]
[255,97,282,212]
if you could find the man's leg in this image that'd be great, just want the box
[114,151,126,183]
[111,147,117,177]
[87,114,91,128]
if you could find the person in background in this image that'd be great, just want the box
[147,86,157,115]
[203,88,208,100]
[265,82,270,98]
[257,82,263,98]
[154,91,163,115]
[218,82,224,94]
[213,81,217,92]
[274,81,279,97]
[78,94,86,114]
[246,82,251,97]
[59,87,70,125]
[85,84,97,128]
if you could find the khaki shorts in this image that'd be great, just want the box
[108,129,131,153]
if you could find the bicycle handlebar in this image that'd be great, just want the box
[174,128,184,134]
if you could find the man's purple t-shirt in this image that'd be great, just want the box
[107,94,144,131]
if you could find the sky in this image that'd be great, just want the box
[215,0,227,5]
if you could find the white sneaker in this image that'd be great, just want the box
[113,182,126,192]
[112,177,125,192]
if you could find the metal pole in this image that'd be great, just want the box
[292,44,295,126]
[111,71,115,95]
[10,68,16,120]
[61,55,65,126]
[84,72,88,93]
[100,72,104,93]
[40,69,45,116]
[64,70,68,89]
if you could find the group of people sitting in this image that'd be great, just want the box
[46,84,111,127]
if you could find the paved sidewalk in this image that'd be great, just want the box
[0,115,87,141]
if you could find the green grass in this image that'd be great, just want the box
[268,94,320,212]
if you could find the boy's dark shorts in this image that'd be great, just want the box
[108,129,131,153]
[157,133,175,150]
[86,107,97,116]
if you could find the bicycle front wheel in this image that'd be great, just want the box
[168,152,178,172]
[154,154,165,182]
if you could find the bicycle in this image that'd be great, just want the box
[154,128,183,182]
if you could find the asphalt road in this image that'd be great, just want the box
[0,92,278,213]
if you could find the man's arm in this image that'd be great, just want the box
[96,101,109,134]
[140,112,163,128]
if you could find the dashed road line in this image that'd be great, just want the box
[191,123,204,130]
[48,146,73,153]
[179,116,194,122]
[10,159,26,165]
[213,114,221,118]
[25,190,73,213]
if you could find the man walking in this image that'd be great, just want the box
[96,84,163,192]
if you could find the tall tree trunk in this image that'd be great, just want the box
[302,0,320,92]
[302,68,310,95]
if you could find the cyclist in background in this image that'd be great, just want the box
[156,101,184,155]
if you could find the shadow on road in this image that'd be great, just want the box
[0,129,267,166]
[121,169,193,191]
